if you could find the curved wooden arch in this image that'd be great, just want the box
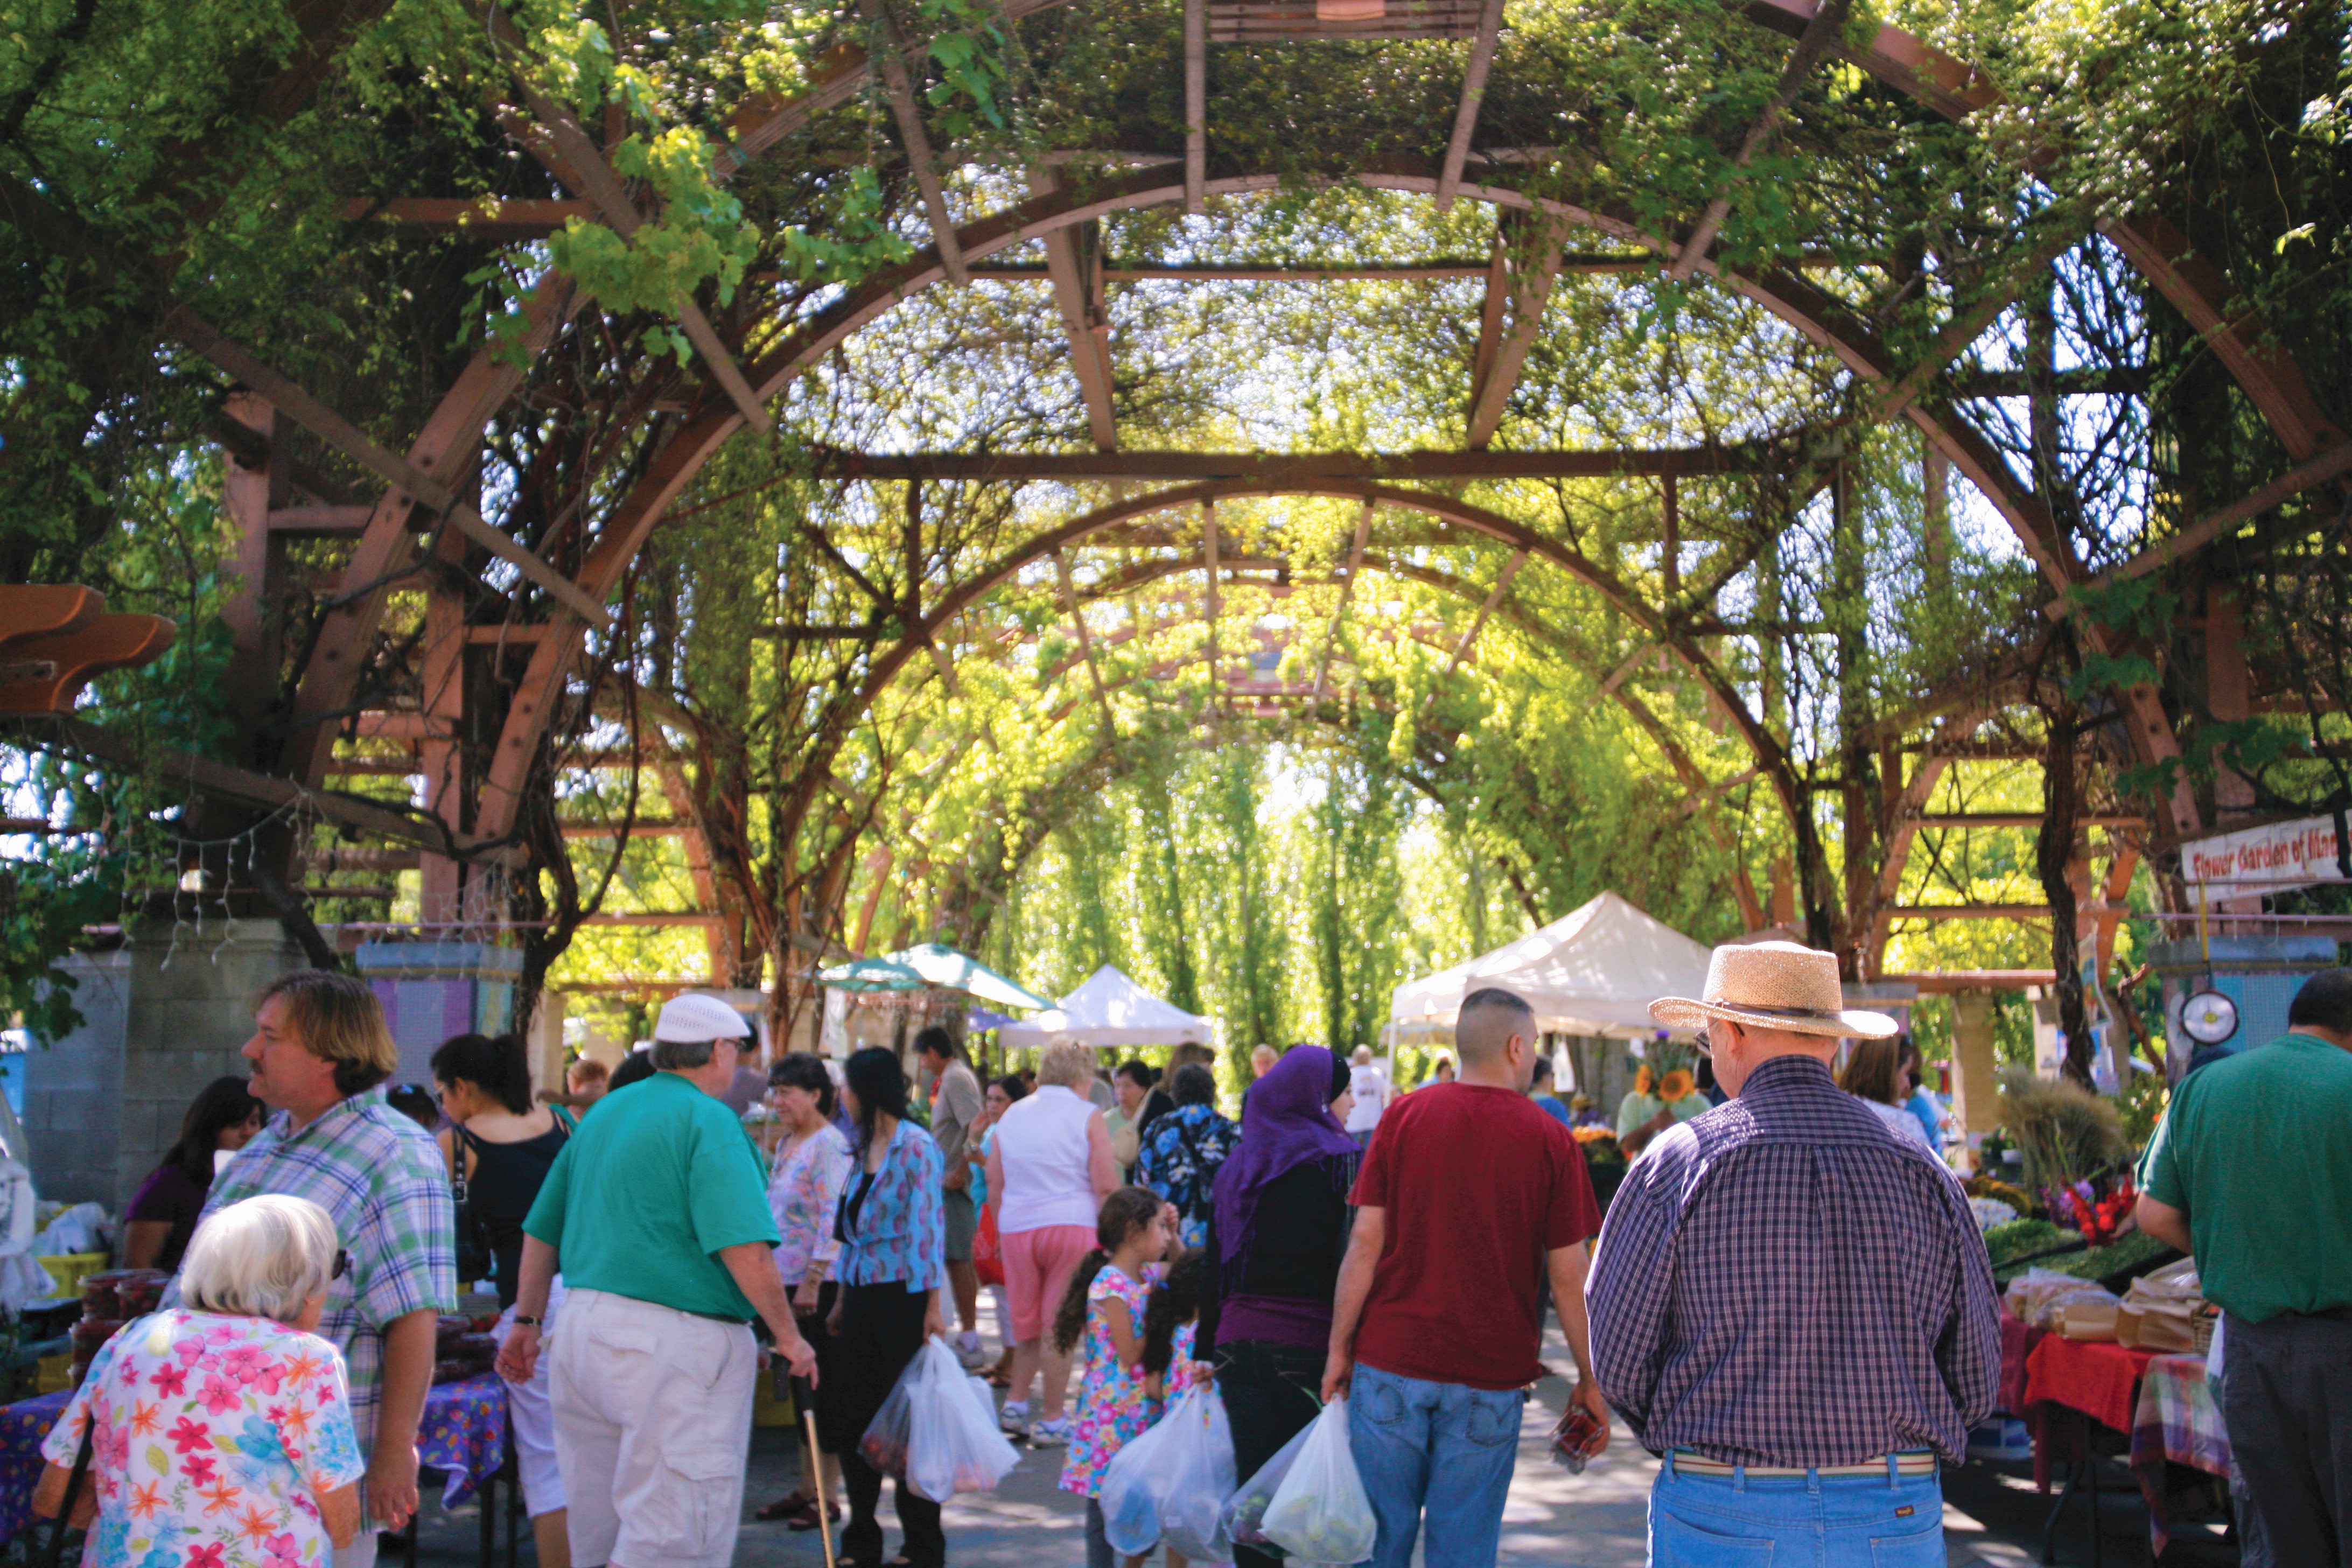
[455,16,2316,842]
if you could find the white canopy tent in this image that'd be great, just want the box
[1386,891,1714,1042]
[997,964,1217,1050]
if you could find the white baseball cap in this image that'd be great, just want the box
[653,993,754,1044]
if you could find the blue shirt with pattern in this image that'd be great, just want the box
[1134,1103,1239,1251]
[192,1085,456,1493]
[834,1118,946,1292]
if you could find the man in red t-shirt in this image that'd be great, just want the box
[1323,987,1608,1568]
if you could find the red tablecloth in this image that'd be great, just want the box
[2022,1335,2160,1434]
[1997,1311,2045,1415]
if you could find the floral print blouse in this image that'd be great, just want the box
[42,1309,366,1568]
[832,1118,946,1293]
[769,1122,853,1287]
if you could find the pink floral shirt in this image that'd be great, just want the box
[41,1309,366,1568]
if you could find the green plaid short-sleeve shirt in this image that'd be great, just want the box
[195,1086,457,1479]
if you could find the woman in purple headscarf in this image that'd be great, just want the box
[1201,1046,1361,1568]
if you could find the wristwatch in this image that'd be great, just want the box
[512,1314,542,1327]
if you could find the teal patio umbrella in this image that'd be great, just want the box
[817,943,1053,1013]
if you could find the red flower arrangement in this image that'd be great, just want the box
[2048,1178,2137,1245]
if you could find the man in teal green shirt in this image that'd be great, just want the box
[2137,969,2352,1565]
[497,994,817,1568]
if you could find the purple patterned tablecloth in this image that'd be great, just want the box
[0,1391,68,1550]
[0,1374,508,1545]
[421,1374,509,1508]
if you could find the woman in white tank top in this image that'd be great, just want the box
[984,1043,1118,1443]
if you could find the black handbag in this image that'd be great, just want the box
[43,1421,94,1568]
[449,1128,498,1287]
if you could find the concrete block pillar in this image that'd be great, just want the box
[353,942,524,1088]
[24,922,307,1219]
[1950,992,2001,1138]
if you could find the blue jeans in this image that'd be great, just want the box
[1648,1452,1945,1566]
[1348,1361,1524,1568]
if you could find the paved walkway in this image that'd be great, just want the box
[409,1331,2241,1566]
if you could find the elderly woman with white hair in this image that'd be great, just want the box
[34,1193,365,1565]
[985,1040,1119,1445]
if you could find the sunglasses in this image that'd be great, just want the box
[332,1250,350,1282]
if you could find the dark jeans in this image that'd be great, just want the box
[836,1282,946,1567]
[2221,1309,2352,1567]
[1216,1339,1327,1568]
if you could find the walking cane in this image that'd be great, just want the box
[791,1374,839,1568]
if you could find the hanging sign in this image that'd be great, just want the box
[2183,815,2350,907]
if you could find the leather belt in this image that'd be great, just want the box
[1670,1450,1938,1479]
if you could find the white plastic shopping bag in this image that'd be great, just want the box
[1100,1382,1239,1559]
[1152,1383,1238,1560]
[1259,1397,1376,1565]
[905,1336,1022,1501]
[1222,1415,1314,1550]
[1099,1401,1182,1555]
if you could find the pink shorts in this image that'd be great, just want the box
[1001,1224,1097,1342]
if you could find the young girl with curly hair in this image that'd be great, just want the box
[1052,1187,1181,1567]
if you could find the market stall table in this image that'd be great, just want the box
[2021,1333,2234,1562]
[0,1374,513,1560]
[2128,1352,2233,1558]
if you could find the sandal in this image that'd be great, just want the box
[755,1490,815,1522]
[786,1500,842,1532]
[985,1366,1012,1388]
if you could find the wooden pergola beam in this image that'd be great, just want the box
[1422,547,1525,709]
[29,716,522,863]
[503,85,773,433]
[1183,0,1207,214]
[1313,500,1375,701]
[1466,220,1565,448]
[1914,813,2142,829]
[1433,0,1506,213]
[1668,0,1850,281]
[1054,547,1121,734]
[809,445,1768,480]
[1201,500,1224,705]
[1883,904,2054,921]
[1029,170,1117,447]
[2048,436,2352,611]
[861,0,968,284]
[171,313,614,631]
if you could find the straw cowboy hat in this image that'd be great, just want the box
[1649,941,1899,1040]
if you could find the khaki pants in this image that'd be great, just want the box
[550,1286,757,1568]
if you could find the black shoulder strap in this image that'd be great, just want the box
[43,1420,95,1568]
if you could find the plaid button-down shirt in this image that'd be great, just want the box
[1587,1054,2000,1467]
[194,1086,457,1485]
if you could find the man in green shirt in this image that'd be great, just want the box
[2137,968,2352,1565]
[497,993,818,1568]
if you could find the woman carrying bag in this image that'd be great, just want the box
[433,1032,573,1568]
[829,1047,949,1568]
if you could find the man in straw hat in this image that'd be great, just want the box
[1586,941,2000,1565]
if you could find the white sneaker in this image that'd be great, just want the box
[997,1400,1029,1436]
[954,1335,988,1370]
[1027,1416,1072,1448]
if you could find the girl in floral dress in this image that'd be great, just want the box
[1051,1188,1180,1568]
[33,1194,364,1568]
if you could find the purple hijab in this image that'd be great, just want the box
[1212,1046,1360,1277]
